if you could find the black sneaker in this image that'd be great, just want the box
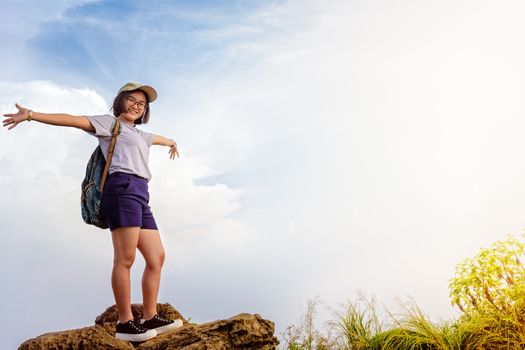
[139,315,183,335]
[115,319,157,342]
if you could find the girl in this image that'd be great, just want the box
[3,82,182,342]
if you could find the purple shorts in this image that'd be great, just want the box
[100,172,158,231]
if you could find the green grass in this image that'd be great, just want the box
[280,234,525,349]
[281,296,525,350]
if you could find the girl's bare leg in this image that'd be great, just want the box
[137,229,166,320]
[111,226,141,323]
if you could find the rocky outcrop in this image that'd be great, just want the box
[19,303,279,350]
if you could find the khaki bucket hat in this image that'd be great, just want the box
[118,82,157,102]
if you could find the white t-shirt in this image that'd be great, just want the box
[85,114,154,180]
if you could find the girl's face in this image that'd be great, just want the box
[122,90,147,122]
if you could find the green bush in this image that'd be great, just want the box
[449,234,525,314]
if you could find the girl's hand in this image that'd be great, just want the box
[152,134,180,159]
[3,103,30,130]
[169,141,180,159]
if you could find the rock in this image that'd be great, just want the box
[18,303,279,350]
[17,325,135,350]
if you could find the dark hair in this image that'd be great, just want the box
[111,89,151,125]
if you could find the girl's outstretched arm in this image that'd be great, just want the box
[152,134,179,159]
[2,103,95,132]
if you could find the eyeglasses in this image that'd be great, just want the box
[126,96,147,110]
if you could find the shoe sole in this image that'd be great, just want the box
[150,319,184,335]
[116,329,157,342]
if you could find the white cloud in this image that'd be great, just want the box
[0,79,256,250]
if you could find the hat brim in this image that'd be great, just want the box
[136,85,157,103]
[118,82,158,103]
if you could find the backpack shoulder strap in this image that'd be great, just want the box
[98,118,121,192]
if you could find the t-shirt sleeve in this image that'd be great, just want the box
[84,114,115,137]
[139,130,153,147]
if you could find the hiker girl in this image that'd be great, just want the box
[3,82,182,342]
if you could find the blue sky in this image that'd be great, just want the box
[5,1,282,88]
[4,0,525,348]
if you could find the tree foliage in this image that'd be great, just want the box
[449,233,525,314]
